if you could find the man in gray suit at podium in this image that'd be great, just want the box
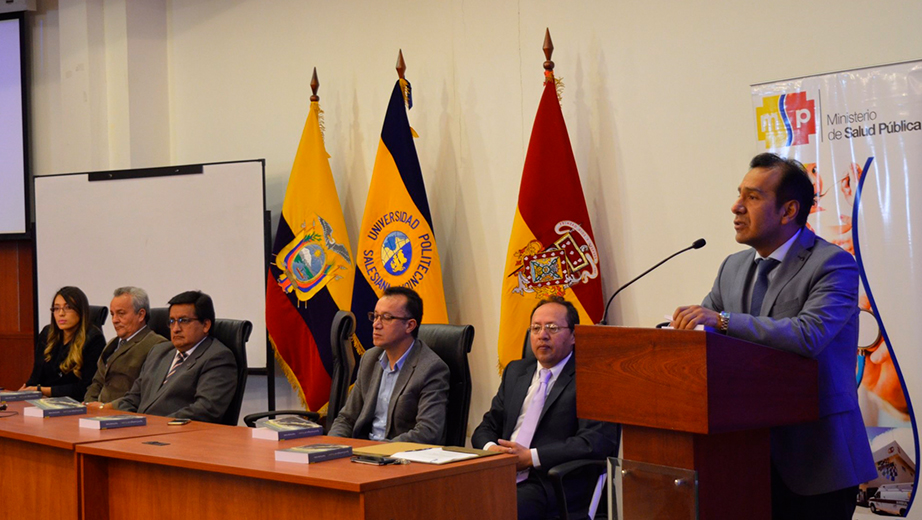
[672,153,876,519]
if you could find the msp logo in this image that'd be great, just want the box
[361,210,436,291]
[756,92,816,149]
[508,221,599,300]
[274,215,351,301]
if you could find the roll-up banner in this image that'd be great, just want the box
[752,60,922,518]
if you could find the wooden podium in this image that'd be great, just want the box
[574,326,819,520]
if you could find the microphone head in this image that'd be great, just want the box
[692,238,706,249]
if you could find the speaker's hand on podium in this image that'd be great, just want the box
[671,305,718,330]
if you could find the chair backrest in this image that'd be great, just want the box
[522,330,537,363]
[418,323,475,447]
[210,318,251,426]
[146,307,250,426]
[148,307,170,339]
[88,305,109,328]
[327,310,356,429]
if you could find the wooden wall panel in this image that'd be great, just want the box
[0,240,34,390]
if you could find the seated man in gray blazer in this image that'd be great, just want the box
[672,153,876,519]
[102,291,237,423]
[328,287,449,444]
[84,287,166,403]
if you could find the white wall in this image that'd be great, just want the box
[27,0,922,439]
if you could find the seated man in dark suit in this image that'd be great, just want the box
[101,291,236,423]
[328,287,449,444]
[84,287,167,403]
[473,297,619,520]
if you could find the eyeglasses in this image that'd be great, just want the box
[368,312,413,323]
[51,304,76,314]
[529,324,572,335]
[168,317,200,327]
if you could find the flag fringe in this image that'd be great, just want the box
[268,333,327,415]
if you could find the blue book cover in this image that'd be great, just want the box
[24,396,88,417]
[253,416,323,441]
[0,390,43,401]
[79,415,147,429]
[275,443,353,464]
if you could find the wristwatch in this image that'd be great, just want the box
[717,312,730,333]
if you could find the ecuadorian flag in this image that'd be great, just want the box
[498,73,604,370]
[352,78,448,353]
[267,96,354,412]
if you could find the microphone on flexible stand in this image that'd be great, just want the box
[599,238,706,325]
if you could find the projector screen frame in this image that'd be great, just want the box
[0,11,32,240]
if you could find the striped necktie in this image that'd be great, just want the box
[163,351,188,385]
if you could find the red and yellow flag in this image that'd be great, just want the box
[498,74,604,370]
[267,97,354,411]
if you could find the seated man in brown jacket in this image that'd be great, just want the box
[84,287,166,403]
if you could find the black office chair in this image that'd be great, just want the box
[147,307,170,339]
[88,305,109,328]
[418,323,475,447]
[210,318,251,426]
[521,329,619,520]
[327,310,357,428]
[147,307,251,426]
[244,311,357,432]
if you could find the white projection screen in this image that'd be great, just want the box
[33,160,268,368]
[0,14,28,237]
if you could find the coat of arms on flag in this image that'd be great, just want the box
[510,221,599,299]
[274,215,352,301]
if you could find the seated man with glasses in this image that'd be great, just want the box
[472,296,619,520]
[99,290,236,423]
[328,287,449,444]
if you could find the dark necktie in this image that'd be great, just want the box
[750,258,780,316]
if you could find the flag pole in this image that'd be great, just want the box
[543,28,554,79]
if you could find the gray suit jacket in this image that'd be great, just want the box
[328,339,449,444]
[84,326,167,403]
[703,228,876,494]
[114,336,236,423]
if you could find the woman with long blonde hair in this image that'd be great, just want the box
[20,286,105,400]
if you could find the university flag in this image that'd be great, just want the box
[498,75,604,370]
[352,78,448,353]
[266,97,354,412]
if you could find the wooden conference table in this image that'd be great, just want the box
[0,401,213,520]
[0,402,516,520]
